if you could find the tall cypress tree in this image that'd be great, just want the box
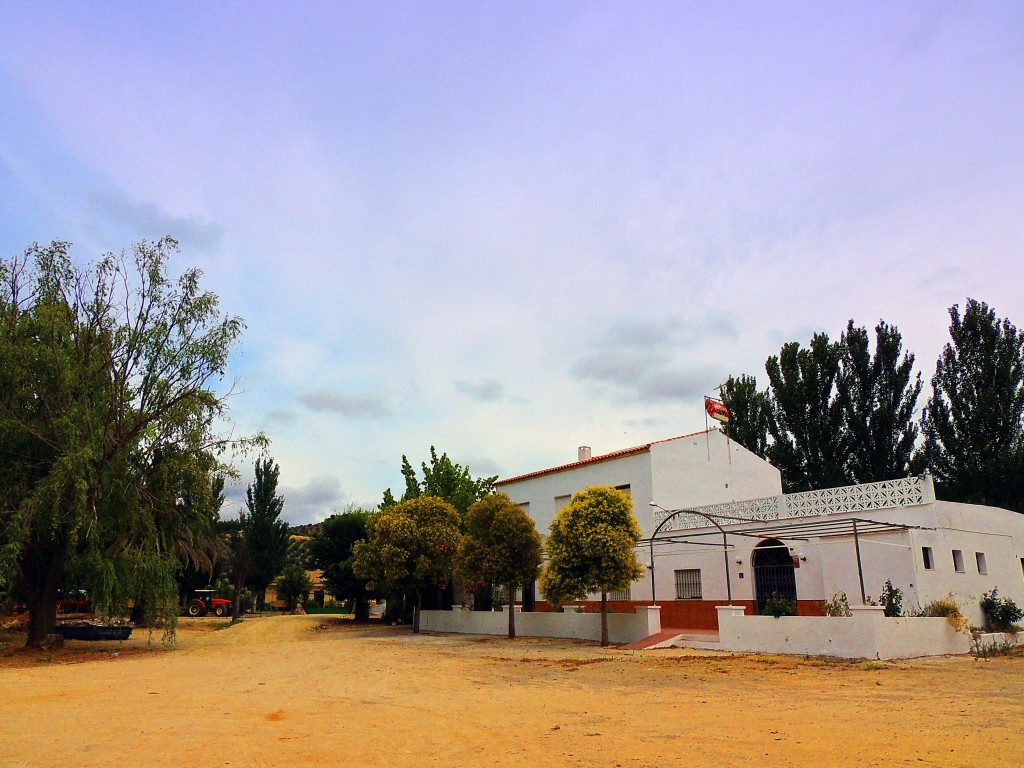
[839,320,922,483]
[244,457,290,609]
[919,299,1024,512]
[765,333,851,492]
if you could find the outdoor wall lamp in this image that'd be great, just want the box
[735,557,743,565]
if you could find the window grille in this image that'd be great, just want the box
[609,588,631,601]
[674,569,702,600]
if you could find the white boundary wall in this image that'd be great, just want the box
[715,605,970,659]
[419,606,661,645]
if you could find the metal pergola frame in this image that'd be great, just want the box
[641,510,932,606]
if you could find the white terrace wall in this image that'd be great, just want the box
[419,606,662,645]
[715,605,969,659]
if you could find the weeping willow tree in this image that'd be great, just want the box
[0,238,254,647]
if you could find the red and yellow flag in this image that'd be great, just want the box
[705,396,730,424]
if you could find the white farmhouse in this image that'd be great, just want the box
[498,430,1024,631]
[496,428,782,540]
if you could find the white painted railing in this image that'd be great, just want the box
[656,475,935,531]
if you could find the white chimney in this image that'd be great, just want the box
[578,446,592,461]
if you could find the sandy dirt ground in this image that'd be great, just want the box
[1,615,1022,767]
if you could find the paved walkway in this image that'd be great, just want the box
[620,627,720,650]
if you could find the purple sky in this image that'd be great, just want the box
[2,2,1022,522]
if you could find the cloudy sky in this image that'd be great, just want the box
[2,2,1022,522]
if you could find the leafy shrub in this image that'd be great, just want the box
[822,592,852,617]
[879,580,903,618]
[277,565,313,611]
[979,588,1023,632]
[922,595,969,632]
[762,593,798,618]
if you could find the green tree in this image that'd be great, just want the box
[276,564,312,611]
[309,508,376,620]
[765,333,851,492]
[242,457,290,612]
[352,496,461,633]
[223,516,253,621]
[0,239,248,647]
[539,486,645,647]
[719,374,772,458]
[838,320,922,483]
[919,299,1024,512]
[382,447,497,519]
[457,493,542,639]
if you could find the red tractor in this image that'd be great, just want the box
[185,590,232,618]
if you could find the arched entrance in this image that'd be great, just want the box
[752,538,797,614]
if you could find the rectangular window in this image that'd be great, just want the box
[922,547,934,570]
[554,494,571,513]
[952,549,965,573]
[609,588,631,601]
[976,552,988,575]
[674,569,702,600]
[516,502,529,515]
[614,484,631,497]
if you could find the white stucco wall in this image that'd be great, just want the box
[419,606,662,644]
[496,450,654,538]
[496,429,782,541]
[716,605,970,659]
[649,430,782,523]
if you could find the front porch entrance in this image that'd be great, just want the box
[752,538,797,613]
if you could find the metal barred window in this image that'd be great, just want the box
[674,569,702,600]
[609,588,631,601]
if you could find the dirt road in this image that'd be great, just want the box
[1,616,1021,767]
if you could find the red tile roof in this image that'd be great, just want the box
[495,428,715,485]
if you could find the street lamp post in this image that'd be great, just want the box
[648,502,733,606]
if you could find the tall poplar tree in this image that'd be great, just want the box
[919,299,1024,512]
[765,333,851,492]
[719,374,772,459]
[838,320,922,483]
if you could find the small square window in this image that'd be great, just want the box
[976,552,988,575]
[952,549,965,573]
[674,569,702,599]
[922,547,934,570]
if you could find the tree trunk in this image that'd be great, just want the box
[231,581,242,622]
[22,542,67,648]
[507,581,516,639]
[600,591,609,647]
[521,579,535,612]
[354,596,370,621]
[130,597,147,626]
[413,589,422,633]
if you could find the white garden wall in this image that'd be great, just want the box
[419,606,661,645]
[715,605,969,659]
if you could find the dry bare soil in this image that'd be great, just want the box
[1,615,1021,767]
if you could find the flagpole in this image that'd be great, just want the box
[704,397,711,461]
